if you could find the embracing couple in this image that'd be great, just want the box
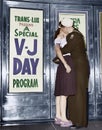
[53,18,90,129]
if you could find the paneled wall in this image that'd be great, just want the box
[0,0,102,125]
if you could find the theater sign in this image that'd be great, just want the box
[9,8,43,92]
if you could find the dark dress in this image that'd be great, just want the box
[54,55,76,96]
[60,29,90,127]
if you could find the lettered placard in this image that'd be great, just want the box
[9,8,43,92]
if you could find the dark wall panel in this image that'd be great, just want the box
[0,0,2,123]
[94,6,102,119]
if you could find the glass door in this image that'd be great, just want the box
[50,4,95,119]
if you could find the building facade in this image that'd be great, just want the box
[0,0,102,125]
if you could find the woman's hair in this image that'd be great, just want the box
[54,28,60,39]
[54,21,65,39]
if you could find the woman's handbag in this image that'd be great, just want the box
[52,57,60,64]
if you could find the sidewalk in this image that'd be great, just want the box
[2,121,102,130]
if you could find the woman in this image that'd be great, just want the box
[54,18,90,128]
[53,19,76,127]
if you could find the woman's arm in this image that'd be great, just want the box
[55,44,71,73]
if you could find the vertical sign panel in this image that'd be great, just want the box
[9,8,43,92]
[59,13,86,40]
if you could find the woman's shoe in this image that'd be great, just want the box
[70,125,77,129]
[60,120,73,127]
[54,117,62,125]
